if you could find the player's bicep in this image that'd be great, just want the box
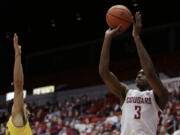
[103,72,129,99]
[12,90,25,127]
[12,113,25,127]
[12,90,24,116]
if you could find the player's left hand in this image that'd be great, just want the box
[105,25,122,38]
[13,33,21,56]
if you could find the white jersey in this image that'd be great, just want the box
[121,89,161,135]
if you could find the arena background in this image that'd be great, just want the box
[0,0,180,134]
[0,0,180,93]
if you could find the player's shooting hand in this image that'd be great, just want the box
[13,33,21,56]
[105,25,122,39]
[132,12,142,37]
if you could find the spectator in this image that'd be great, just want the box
[159,125,170,135]
[104,111,118,125]
[58,127,68,135]
[0,123,6,135]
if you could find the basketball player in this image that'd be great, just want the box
[6,33,32,135]
[99,12,169,135]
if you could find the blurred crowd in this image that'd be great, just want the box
[0,89,179,135]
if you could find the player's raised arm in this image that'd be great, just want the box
[12,33,26,126]
[132,12,169,109]
[99,26,129,104]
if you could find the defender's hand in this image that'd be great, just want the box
[13,33,21,56]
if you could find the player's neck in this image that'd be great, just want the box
[138,85,151,91]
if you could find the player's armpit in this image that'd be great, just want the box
[12,113,26,127]
[11,91,26,127]
[101,72,129,104]
[147,74,169,109]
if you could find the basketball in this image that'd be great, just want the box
[106,5,132,32]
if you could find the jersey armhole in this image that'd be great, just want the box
[121,89,133,110]
[151,91,162,112]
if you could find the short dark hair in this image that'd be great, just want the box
[6,99,13,114]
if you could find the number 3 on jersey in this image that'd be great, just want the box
[134,105,141,119]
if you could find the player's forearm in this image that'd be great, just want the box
[99,36,112,75]
[13,54,24,92]
[12,54,24,116]
[133,35,156,76]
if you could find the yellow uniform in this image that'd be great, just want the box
[6,116,33,135]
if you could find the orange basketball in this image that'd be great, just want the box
[106,5,132,32]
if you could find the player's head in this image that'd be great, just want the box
[135,69,150,91]
[24,103,31,118]
[7,100,30,118]
[135,69,159,91]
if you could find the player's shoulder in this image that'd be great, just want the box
[127,89,153,96]
[128,89,140,93]
[128,88,139,91]
[126,89,139,95]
